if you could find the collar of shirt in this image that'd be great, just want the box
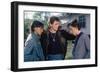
[32,32,40,41]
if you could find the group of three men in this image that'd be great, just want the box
[24,16,90,62]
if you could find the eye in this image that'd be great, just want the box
[55,23,58,25]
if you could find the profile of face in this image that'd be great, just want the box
[50,21,60,31]
[69,26,78,36]
[34,27,44,36]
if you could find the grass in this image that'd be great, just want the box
[65,41,73,60]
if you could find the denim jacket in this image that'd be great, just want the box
[24,33,45,62]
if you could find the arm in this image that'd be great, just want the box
[32,40,45,61]
[60,30,76,40]
[35,45,45,61]
[40,32,48,59]
[24,39,34,61]
[84,35,90,58]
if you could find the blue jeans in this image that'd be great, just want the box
[47,54,64,60]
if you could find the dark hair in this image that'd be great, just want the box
[31,20,44,32]
[49,16,60,24]
[67,19,80,30]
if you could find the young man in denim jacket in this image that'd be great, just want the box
[24,20,45,62]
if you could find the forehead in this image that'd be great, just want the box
[53,20,60,23]
[35,26,43,29]
[52,21,60,25]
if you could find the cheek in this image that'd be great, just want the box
[56,25,59,28]
[40,29,43,33]
[41,29,43,33]
[52,25,55,29]
[37,28,41,33]
[52,24,59,30]
[72,30,75,34]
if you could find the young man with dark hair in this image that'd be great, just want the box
[40,16,75,60]
[68,19,90,59]
[24,20,45,62]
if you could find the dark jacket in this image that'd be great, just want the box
[40,30,75,59]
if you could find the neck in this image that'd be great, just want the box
[49,28,57,33]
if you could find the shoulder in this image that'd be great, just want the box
[28,34,36,41]
[25,34,36,46]
[79,32,89,40]
[25,34,32,42]
[41,31,48,39]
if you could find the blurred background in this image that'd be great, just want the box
[24,11,90,59]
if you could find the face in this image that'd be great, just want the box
[34,27,44,36]
[69,26,77,36]
[50,21,60,31]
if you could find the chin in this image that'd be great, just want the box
[55,29,58,31]
[40,33,43,36]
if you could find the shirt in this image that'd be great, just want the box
[47,32,63,54]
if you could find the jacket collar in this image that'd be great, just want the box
[32,32,40,40]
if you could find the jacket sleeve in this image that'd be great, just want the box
[84,35,90,58]
[34,45,45,61]
[24,39,34,61]
[60,30,76,40]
